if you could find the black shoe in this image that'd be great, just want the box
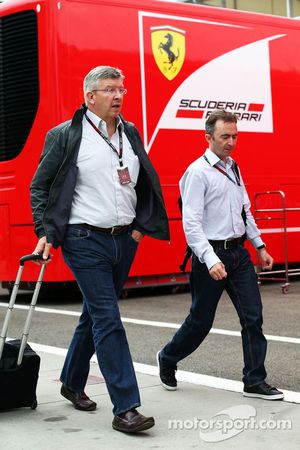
[243,381,284,400]
[156,351,177,391]
[61,384,97,411]
[112,408,155,433]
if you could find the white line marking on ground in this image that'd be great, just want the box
[12,340,300,405]
[1,302,299,345]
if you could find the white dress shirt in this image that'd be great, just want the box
[179,148,264,269]
[69,110,140,227]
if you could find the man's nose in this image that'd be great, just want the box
[113,89,122,99]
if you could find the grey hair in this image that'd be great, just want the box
[205,109,237,135]
[83,66,124,105]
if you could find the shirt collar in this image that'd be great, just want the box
[85,109,123,132]
[204,148,234,168]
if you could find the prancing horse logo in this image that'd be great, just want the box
[158,33,180,70]
[151,26,186,80]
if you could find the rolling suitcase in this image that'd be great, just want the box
[0,253,45,410]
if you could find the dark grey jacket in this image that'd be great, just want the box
[30,105,170,248]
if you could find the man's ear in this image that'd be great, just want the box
[205,133,212,145]
[86,92,95,105]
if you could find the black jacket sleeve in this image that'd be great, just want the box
[30,124,69,238]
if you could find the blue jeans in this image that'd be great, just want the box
[60,225,140,415]
[161,245,267,386]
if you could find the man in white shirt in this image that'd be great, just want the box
[157,109,283,400]
[30,66,169,432]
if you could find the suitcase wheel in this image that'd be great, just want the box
[31,398,38,409]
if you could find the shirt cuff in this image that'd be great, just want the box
[203,251,222,271]
[250,236,264,249]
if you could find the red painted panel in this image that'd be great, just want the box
[0,0,299,285]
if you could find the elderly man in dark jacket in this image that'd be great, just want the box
[30,66,169,433]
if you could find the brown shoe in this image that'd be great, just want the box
[61,385,97,411]
[112,408,155,433]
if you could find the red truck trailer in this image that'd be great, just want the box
[0,0,299,288]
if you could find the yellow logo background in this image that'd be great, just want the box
[151,27,186,80]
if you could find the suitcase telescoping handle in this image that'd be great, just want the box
[0,253,46,364]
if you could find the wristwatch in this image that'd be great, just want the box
[257,243,266,250]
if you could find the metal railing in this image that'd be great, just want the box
[254,190,300,294]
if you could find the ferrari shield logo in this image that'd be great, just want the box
[151,26,186,80]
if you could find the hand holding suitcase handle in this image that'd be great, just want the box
[32,236,53,265]
[20,253,45,265]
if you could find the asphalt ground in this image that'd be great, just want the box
[0,279,299,392]
[0,280,299,449]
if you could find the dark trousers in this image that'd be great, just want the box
[60,225,140,415]
[161,245,267,386]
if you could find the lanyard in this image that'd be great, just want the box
[203,154,240,186]
[85,114,124,167]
